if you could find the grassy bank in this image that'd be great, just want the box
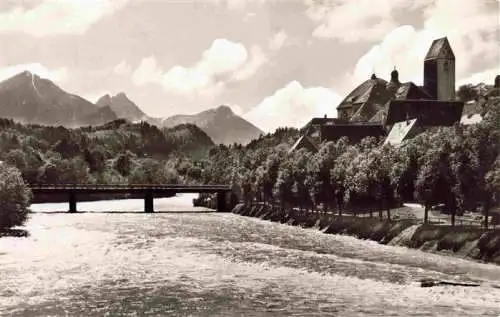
[233,203,500,265]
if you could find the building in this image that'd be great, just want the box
[290,37,466,152]
[423,37,456,101]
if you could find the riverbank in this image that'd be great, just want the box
[233,203,500,265]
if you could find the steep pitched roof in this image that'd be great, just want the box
[305,117,348,126]
[289,135,318,153]
[383,118,418,146]
[425,37,455,60]
[337,77,389,109]
[367,82,431,124]
[395,82,432,100]
[350,101,385,123]
[385,99,464,126]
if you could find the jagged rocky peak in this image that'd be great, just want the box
[1,70,34,86]
[96,94,112,107]
[215,105,234,116]
[21,70,33,77]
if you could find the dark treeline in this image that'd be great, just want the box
[0,119,214,186]
[199,101,500,228]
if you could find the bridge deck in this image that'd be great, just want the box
[28,184,231,194]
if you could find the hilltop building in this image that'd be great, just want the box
[293,37,467,151]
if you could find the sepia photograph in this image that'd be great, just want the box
[0,0,499,316]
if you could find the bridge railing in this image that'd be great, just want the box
[27,183,231,190]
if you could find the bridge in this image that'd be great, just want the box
[28,184,232,213]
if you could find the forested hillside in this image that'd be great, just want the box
[0,119,214,186]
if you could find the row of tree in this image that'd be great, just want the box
[197,102,500,228]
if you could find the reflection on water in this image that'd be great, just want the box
[0,194,499,316]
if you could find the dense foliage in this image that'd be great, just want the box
[0,163,31,229]
[0,119,214,186]
[197,99,500,227]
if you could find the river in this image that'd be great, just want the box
[1,194,499,316]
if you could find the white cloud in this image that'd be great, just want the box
[457,68,500,87]
[162,38,248,95]
[269,30,288,50]
[243,81,342,133]
[0,0,129,37]
[212,0,266,10]
[132,56,162,86]
[113,60,131,75]
[349,0,500,88]
[233,46,267,81]
[0,63,67,82]
[306,0,432,42]
[132,39,267,96]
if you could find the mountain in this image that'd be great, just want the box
[96,93,147,121]
[161,105,263,145]
[0,71,117,126]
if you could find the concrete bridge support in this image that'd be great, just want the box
[68,192,77,213]
[144,191,154,213]
[216,191,227,213]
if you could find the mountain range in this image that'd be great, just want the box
[160,105,263,145]
[0,71,263,144]
[0,71,117,126]
[96,92,148,122]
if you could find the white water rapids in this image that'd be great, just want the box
[0,194,499,316]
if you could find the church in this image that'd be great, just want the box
[291,37,467,152]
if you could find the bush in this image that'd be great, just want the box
[0,163,32,229]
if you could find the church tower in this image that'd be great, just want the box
[423,37,456,100]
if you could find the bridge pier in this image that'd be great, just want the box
[68,192,77,213]
[216,191,227,213]
[144,192,154,213]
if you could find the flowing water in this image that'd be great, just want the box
[1,194,499,316]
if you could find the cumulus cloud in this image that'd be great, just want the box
[113,60,131,75]
[243,81,342,133]
[348,0,499,88]
[132,56,164,86]
[0,63,68,82]
[132,39,267,96]
[306,0,431,42]
[233,46,267,81]
[269,30,288,50]
[0,0,129,37]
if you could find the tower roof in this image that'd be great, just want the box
[425,37,455,60]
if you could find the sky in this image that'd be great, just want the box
[0,0,498,133]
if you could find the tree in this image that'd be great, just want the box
[114,151,136,176]
[415,140,455,224]
[485,155,500,228]
[457,84,479,102]
[332,144,358,216]
[0,163,32,229]
[307,141,341,212]
[2,149,28,170]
